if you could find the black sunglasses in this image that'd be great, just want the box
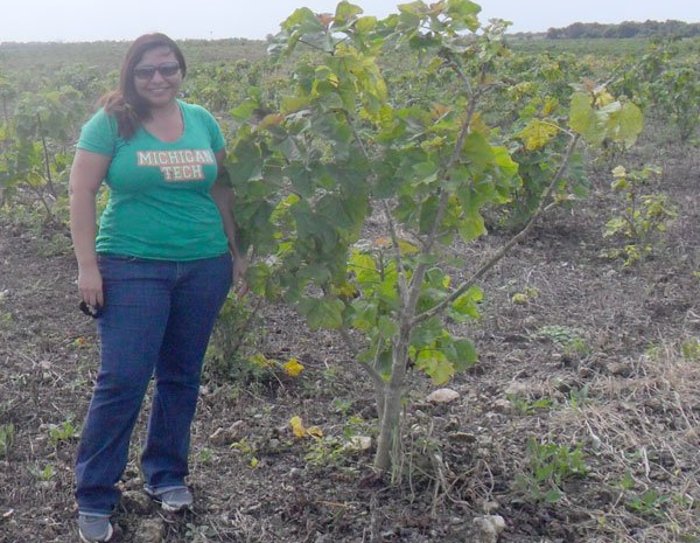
[133,61,181,80]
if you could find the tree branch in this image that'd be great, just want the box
[412,133,581,326]
[339,327,384,390]
[342,109,409,302]
[405,73,483,315]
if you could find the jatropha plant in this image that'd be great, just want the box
[226,1,643,476]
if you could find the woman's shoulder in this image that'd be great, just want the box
[78,107,119,151]
[179,100,222,139]
[179,100,214,118]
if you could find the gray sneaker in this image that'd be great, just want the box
[144,485,193,512]
[78,513,113,542]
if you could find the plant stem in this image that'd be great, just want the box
[36,114,56,198]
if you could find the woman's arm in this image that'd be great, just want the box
[69,149,110,308]
[211,150,247,286]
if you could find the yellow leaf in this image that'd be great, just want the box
[596,90,615,106]
[306,426,324,439]
[258,114,284,129]
[289,416,322,439]
[518,119,559,151]
[511,292,529,305]
[397,239,419,256]
[73,337,88,348]
[542,96,559,116]
[283,358,305,377]
[431,103,450,120]
[611,165,626,178]
[328,72,340,88]
[332,281,359,301]
[290,416,306,438]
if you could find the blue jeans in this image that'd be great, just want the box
[75,253,232,514]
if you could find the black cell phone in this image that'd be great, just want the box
[79,301,104,318]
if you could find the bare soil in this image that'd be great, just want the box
[1,133,698,542]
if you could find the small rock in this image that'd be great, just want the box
[472,514,506,543]
[344,435,372,452]
[426,388,460,404]
[209,420,245,446]
[504,382,529,397]
[134,518,165,543]
[522,315,538,327]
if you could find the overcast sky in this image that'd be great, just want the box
[0,0,698,42]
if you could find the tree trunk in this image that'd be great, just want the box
[373,331,409,475]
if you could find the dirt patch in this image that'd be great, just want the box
[1,135,699,542]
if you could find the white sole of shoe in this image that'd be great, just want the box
[79,521,113,543]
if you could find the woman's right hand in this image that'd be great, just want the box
[69,149,111,310]
[78,264,104,308]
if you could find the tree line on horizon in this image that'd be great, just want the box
[511,20,700,39]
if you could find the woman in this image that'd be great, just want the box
[69,33,242,542]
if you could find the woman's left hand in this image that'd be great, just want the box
[232,253,249,296]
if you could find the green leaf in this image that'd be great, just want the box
[451,338,478,371]
[230,99,259,121]
[282,7,325,34]
[569,92,599,142]
[397,1,426,18]
[419,195,439,235]
[350,299,377,331]
[545,488,563,503]
[377,316,399,338]
[280,95,312,114]
[246,262,275,298]
[615,102,644,147]
[451,286,483,319]
[335,1,364,23]
[446,0,481,31]
[286,163,315,197]
[462,132,494,173]
[299,297,345,330]
[415,349,454,385]
[413,161,439,185]
[374,349,393,380]
[457,211,486,242]
[411,317,444,348]
[355,16,378,33]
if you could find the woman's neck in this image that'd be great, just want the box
[149,100,179,120]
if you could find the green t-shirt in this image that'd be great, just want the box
[77,100,228,261]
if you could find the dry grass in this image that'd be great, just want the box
[544,342,700,542]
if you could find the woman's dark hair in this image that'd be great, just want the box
[100,33,186,139]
